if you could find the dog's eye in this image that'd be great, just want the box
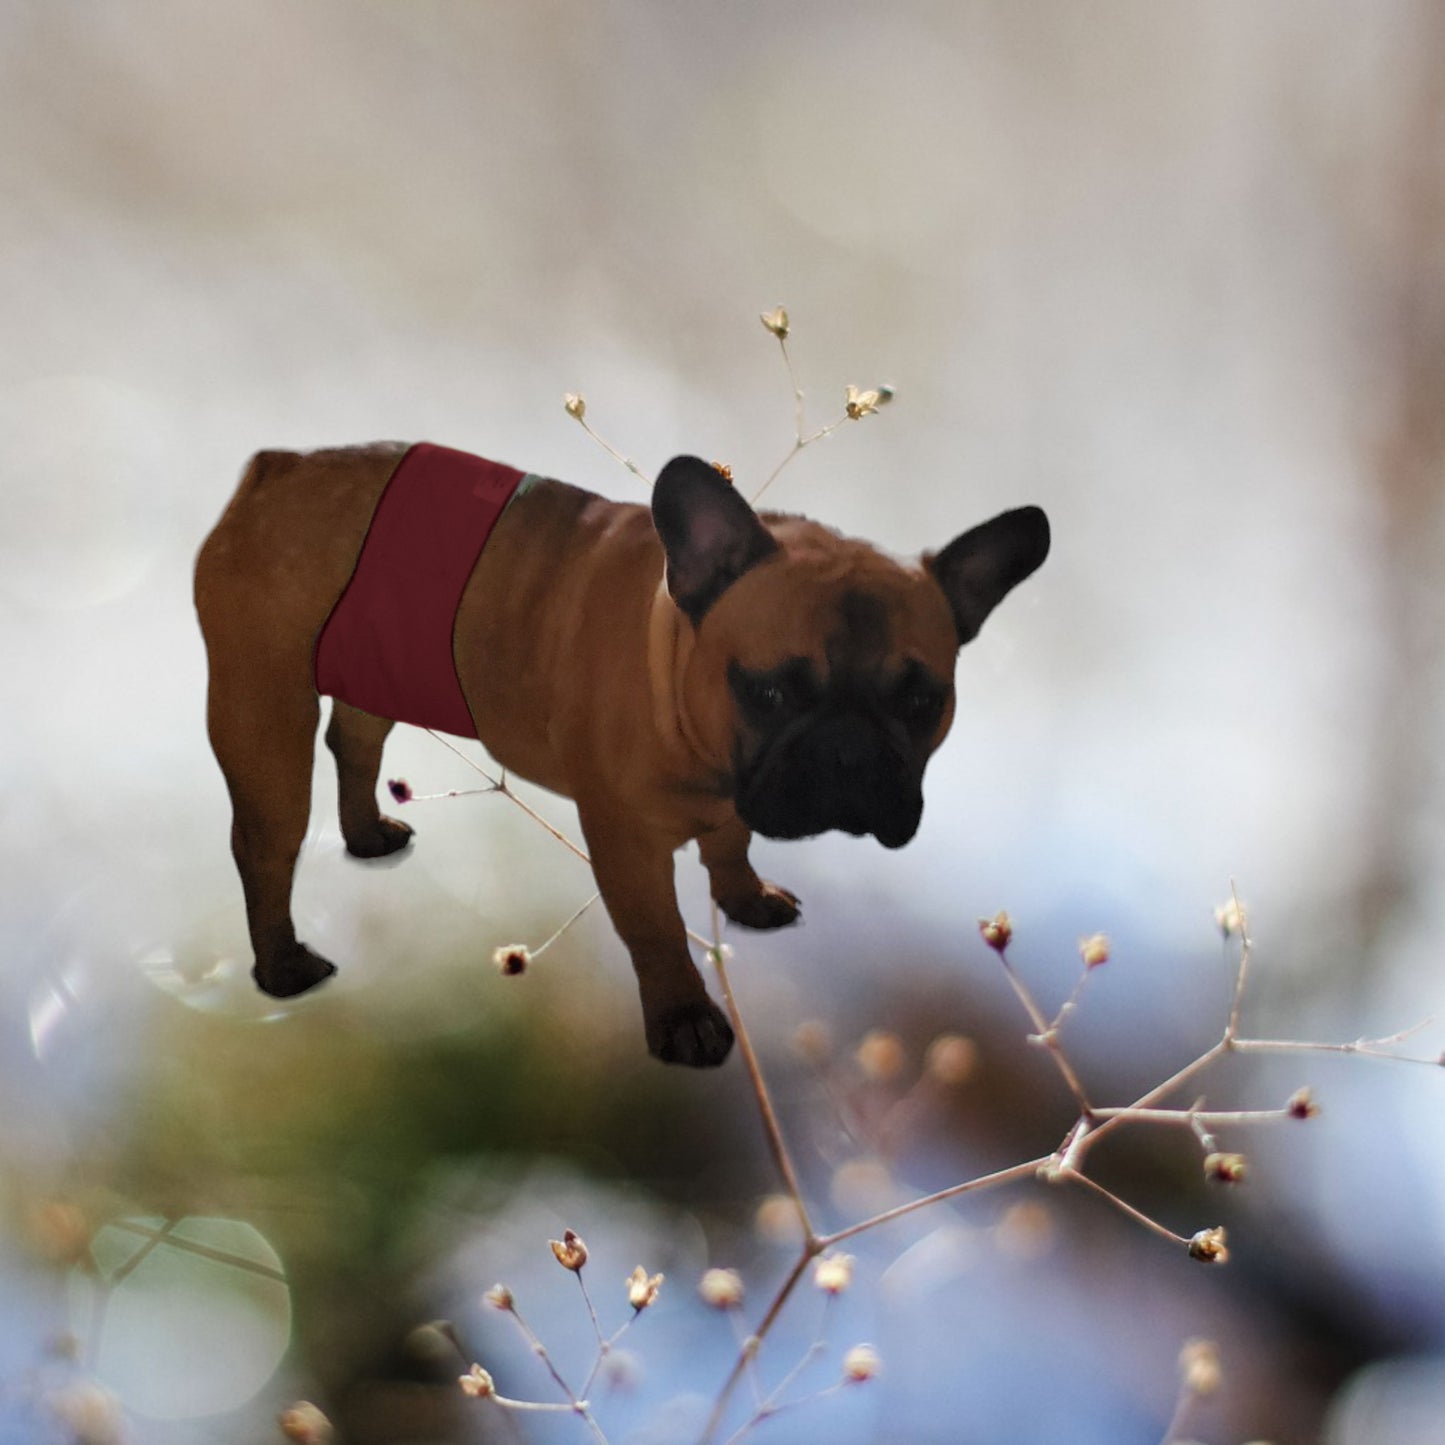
[731,667,790,719]
[730,660,816,722]
[744,677,786,713]
[894,677,947,729]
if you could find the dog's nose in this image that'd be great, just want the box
[830,715,877,775]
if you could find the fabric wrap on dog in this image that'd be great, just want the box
[313,443,526,737]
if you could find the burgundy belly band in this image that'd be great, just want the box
[313,443,525,737]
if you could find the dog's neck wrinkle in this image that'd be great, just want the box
[647,580,727,784]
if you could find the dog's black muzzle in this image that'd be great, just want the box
[735,713,924,848]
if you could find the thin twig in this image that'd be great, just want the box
[576,1270,606,1355]
[701,1252,815,1445]
[1064,1041,1230,1169]
[997,949,1094,1111]
[782,336,804,442]
[425,731,594,867]
[532,893,601,960]
[575,416,653,489]
[1224,879,1251,1042]
[1089,1105,1293,1127]
[494,1396,593,1415]
[1158,1373,1198,1445]
[751,418,850,505]
[728,1309,765,1409]
[721,1340,830,1445]
[1064,1170,1191,1249]
[504,1303,608,1443]
[818,1156,1049,1248]
[709,905,815,1239]
[1231,1034,1443,1066]
[1048,964,1097,1033]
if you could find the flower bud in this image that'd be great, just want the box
[812,1252,854,1295]
[549,1229,588,1272]
[759,306,790,339]
[1286,1087,1319,1119]
[792,1019,833,1065]
[1187,1226,1229,1265]
[492,944,530,976]
[1078,933,1110,968]
[387,778,413,804]
[925,1033,978,1086]
[842,1343,881,1382]
[845,385,881,419]
[1214,898,1246,938]
[855,1029,906,1081]
[1178,1338,1222,1396]
[978,910,1013,953]
[627,1266,664,1310]
[458,1364,494,1398]
[1204,1152,1247,1184]
[698,1267,744,1310]
[755,1193,806,1245]
[483,1283,514,1311]
[563,393,586,420]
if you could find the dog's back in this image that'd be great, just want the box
[194,442,409,650]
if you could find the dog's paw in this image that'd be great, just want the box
[253,944,337,999]
[344,815,414,860]
[718,881,802,931]
[648,998,735,1068]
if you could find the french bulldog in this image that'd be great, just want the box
[194,442,1049,1067]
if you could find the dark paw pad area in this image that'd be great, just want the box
[344,816,416,861]
[650,1000,736,1068]
[253,946,338,999]
[720,882,802,931]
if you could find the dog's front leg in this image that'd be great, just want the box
[579,804,735,1067]
[697,815,802,931]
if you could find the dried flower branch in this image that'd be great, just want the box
[561,392,653,488]
[396,316,1444,1444]
[750,308,895,504]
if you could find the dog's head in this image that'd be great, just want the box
[652,456,1050,847]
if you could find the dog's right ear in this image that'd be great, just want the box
[652,456,779,624]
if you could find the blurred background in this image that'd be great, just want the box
[2,2,1443,1441]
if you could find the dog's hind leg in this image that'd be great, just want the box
[325,700,414,859]
[196,443,413,999]
[204,637,336,999]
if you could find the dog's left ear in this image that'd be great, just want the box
[652,456,780,623]
[927,505,1050,646]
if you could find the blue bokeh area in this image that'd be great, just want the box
[3,4,1445,1442]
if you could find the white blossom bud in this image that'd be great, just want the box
[698,1267,744,1310]
[842,1343,881,1382]
[627,1266,664,1310]
[813,1252,854,1295]
[458,1364,494,1398]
